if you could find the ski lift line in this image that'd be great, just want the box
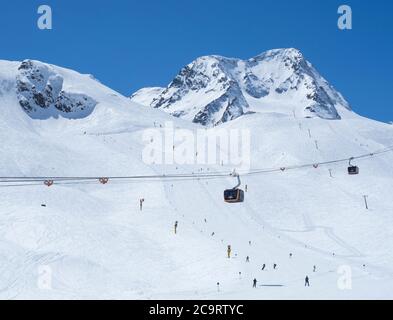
[0,172,232,182]
[0,170,236,180]
[0,175,205,182]
[0,145,392,184]
[50,176,225,186]
[245,146,393,175]
[0,176,225,186]
[0,183,45,188]
[0,173,232,186]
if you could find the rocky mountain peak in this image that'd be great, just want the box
[131,48,351,126]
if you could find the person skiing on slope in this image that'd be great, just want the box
[305,276,310,287]
[139,198,144,211]
[227,245,232,259]
[174,221,178,234]
[261,264,266,271]
[273,263,277,270]
[253,278,257,288]
[246,256,250,263]
[313,265,317,272]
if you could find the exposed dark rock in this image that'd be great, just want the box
[16,60,97,119]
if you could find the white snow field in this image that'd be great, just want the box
[1,58,393,300]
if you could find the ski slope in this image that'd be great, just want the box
[1,59,393,299]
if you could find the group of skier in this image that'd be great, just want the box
[140,198,314,291]
[172,216,314,289]
[227,244,314,289]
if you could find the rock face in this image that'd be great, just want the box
[192,81,246,126]
[131,48,351,126]
[16,60,97,119]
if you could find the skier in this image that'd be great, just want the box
[245,185,248,192]
[289,253,293,259]
[246,256,250,263]
[261,264,266,271]
[139,198,145,211]
[253,278,257,288]
[217,282,220,292]
[174,221,178,234]
[249,240,252,246]
[305,276,310,287]
[273,263,277,270]
[227,245,232,259]
[313,265,317,272]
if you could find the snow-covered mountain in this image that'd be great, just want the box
[1,57,393,299]
[131,48,351,126]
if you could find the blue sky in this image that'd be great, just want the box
[1,0,392,122]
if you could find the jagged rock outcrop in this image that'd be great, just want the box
[16,60,97,119]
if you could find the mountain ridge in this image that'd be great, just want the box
[131,48,352,126]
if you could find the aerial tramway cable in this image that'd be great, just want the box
[0,145,392,187]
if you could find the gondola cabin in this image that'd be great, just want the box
[348,166,359,175]
[224,188,244,203]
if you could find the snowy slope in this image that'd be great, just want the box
[130,48,351,126]
[130,87,165,107]
[1,59,393,299]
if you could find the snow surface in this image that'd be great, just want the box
[1,59,393,299]
[130,87,165,107]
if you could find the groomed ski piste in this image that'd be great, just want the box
[1,58,393,299]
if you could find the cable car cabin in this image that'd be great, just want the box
[224,188,244,203]
[348,166,359,175]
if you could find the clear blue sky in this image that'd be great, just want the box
[1,0,392,122]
